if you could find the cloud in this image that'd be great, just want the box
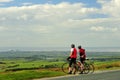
[16,14,28,20]
[31,26,50,34]
[0,2,98,33]
[90,26,118,32]
[0,26,8,31]
[90,26,104,31]
[0,1,120,47]
[22,2,33,6]
[0,0,13,3]
[97,0,120,17]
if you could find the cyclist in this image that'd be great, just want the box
[67,44,77,74]
[78,45,86,74]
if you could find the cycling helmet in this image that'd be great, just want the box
[71,44,75,48]
[78,45,81,49]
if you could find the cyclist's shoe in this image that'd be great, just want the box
[73,72,76,75]
[79,71,83,74]
[68,71,72,74]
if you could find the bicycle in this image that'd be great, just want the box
[61,58,90,74]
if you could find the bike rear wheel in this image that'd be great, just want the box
[83,62,90,74]
[89,64,95,73]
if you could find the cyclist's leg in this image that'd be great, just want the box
[68,58,73,74]
[77,61,83,74]
[72,58,77,74]
[80,58,85,74]
[77,60,82,69]
[77,61,82,70]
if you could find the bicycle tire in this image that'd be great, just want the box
[89,64,95,73]
[61,62,69,74]
[83,62,90,74]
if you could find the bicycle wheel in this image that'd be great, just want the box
[83,62,90,74]
[61,62,69,74]
[89,64,95,74]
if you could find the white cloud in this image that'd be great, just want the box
[90,26,118,32]
[31,26,50,33]
[22,2,33,6]
[97,0,110,4]
[0,1,120,47]
[0,26,8,31]
[98,0,120,17]
[90,26,104,31]
[0,0,13,3]
[0,2,98,31]
[17,14,28,20]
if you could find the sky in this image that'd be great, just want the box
[0,0,120,48]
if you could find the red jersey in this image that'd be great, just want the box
[79,48,86,59]
[70,48,77,58]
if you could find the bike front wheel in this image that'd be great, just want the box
[61,62,69,74]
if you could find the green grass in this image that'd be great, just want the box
[0,60,64,72]
[0,70,65,80]
[94,60,120,70]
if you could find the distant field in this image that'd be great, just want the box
[0,51,120,60]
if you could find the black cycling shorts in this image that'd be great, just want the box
[69,58,76,67]
[80,58,85,64]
